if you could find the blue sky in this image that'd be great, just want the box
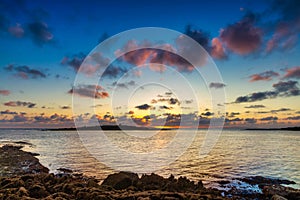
[0,0,300,128]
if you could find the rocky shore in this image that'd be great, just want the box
[0,144,299,200]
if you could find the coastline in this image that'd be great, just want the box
[0,144,299,199]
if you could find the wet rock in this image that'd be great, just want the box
[102,171,139,190]
[240,176,296,188]
[272,194,288,200]
[263,185,300,200]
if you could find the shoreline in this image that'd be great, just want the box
[0,144,300,199]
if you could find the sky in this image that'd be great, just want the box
[0,0,300,128]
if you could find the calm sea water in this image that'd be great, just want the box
[0,129,299,189]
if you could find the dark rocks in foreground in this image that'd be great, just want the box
[0,144,299,200]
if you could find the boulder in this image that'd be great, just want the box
[102,171,139,190]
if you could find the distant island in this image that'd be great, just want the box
[42,125,173,131]
[245,126,300,131]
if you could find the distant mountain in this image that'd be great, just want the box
[245,127,300,131]
[43,125,173,131]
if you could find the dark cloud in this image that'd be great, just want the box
[169,98,179,105]
[260,116,278,121]
[270,108,291,113]
[27,21,53,46]
[245,118,257,124]
[34,113,72,123]
[244,105,265,108]
[227,112,240,118]
[209,82,226,89]
[285,116,300,120]
[112,80,136,89]
[4,101,36,108]
[135,104,152,110]
[60,106,71,109]
[5,64,46,79]
[61,53,86,72]
[235,91,277,103]
[201,111,213,117]
[0,114,27,123]
[184,25,210,51]
[103,65,127,79]
[159,105,171,110]
[68,84,109,99]
[225,117,243,123]
[273,80,299,95]
[0,90,10,96]
[249,70,279,82]
[184,100,193,104]
[283,66,300,79]
[0,110,17,115]
[265,0,300,53]
[220,12,263,55]
[235,80,299,103]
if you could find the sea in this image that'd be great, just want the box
[0,129,299,191]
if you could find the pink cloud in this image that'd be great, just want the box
[283,66,300,79]
[249,70,279,82]
[8,23,24,38]
[0,90,10,96]
[211,37,227,59]
[220,14,262,55]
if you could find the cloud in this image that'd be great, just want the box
[260,116,278,121]
[8,23,24,38]
[273,80,299,95]
[227,112,240,118]
[112,80,136,89]
[0,114,27,123]
[4,101,36,108]
[60,106,71,109]
[265,0,300,53]
[5,64,46,79]
[34,113,72,123]
[245,118,257,124]
[201,111,213,117]
[270,108,291,113]
[61,53,86,72]
[220,12,263,55]
[0,90,10,96]
[285,116,300,120]
[249,70,279,82]
[244,105,265,108]
[135,104,152,110]
[235,80,299,103]
[184,25,210,51]
[115,40,196,72]
[159,105,172,110]
[225,117,243,123]
[68,84,109,99]
[27,21,53,46]
[0,110,17,115]
[209,82,226,89]
[283,66,300,79]
[211,37,227,59]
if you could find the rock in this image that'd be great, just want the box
[102,171,139,190]
[28,184,50,198]
[263,185,300,200]
[272,194,288,200]
[16,186,29,197]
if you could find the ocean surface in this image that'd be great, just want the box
[0,129,299,190]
